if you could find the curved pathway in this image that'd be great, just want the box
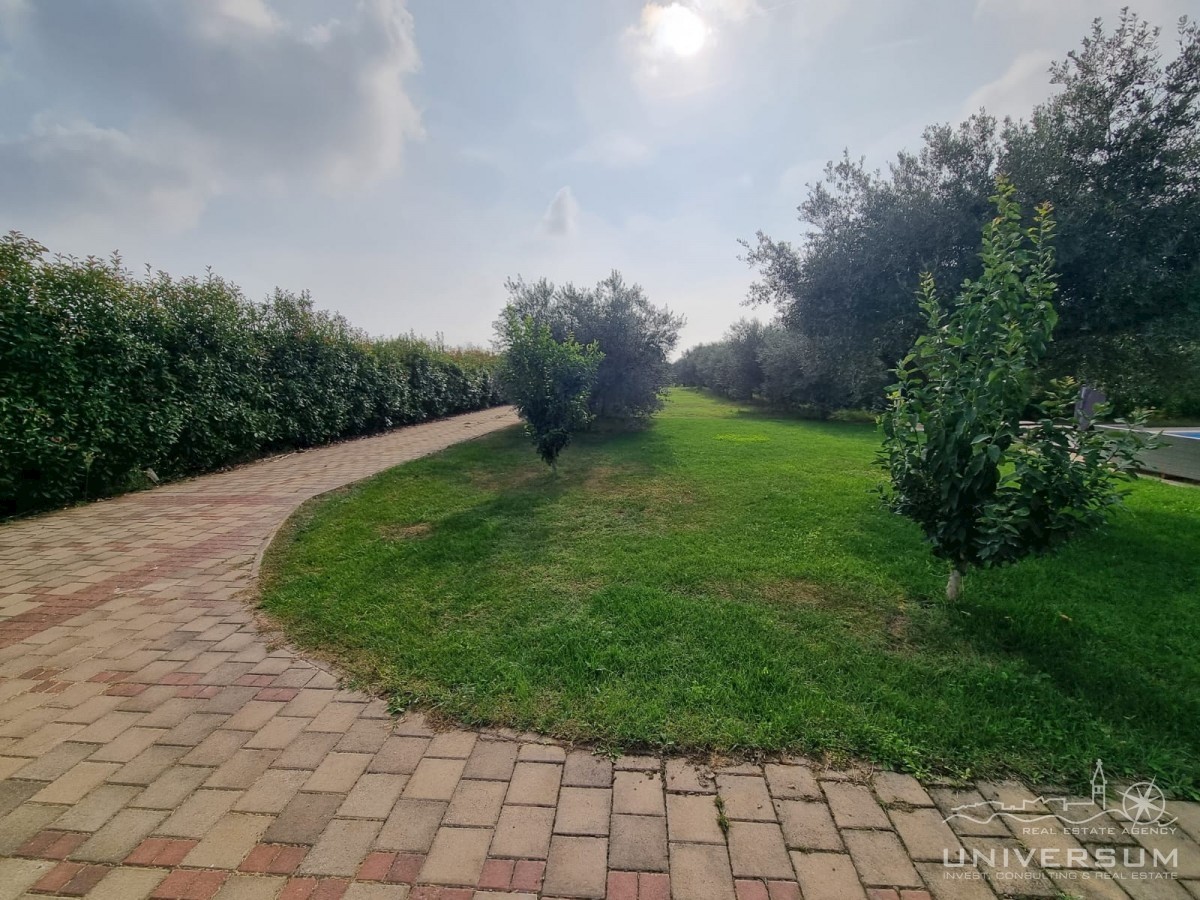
[0,407,1196,900]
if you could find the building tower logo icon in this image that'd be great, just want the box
[1092,759,1107,808]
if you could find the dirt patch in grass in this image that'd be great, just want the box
[467,464,542,492]
[886,612,913,650]
[757,578,840,607]
[579,465,700,516]
[378,521,433,541]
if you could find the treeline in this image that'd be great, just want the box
[673,319,872,419]
[691,12,1200,417]
[1,232,504,516]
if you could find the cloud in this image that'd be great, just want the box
[962,50,1056,121]
[0,117,212,233]
[571,133,654,168]
[542,187,580,237]
[0,0,422,234]
[204,0,281,35]
[693,0,758,23]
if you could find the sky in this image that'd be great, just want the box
[0,0,1193,351]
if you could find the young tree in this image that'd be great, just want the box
[499,310,602,471]
[879,178,1150,601]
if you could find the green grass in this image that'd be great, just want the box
[260,389,1200,793]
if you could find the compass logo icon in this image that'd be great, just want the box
[1121,780,1169,824]
[1095,759,1172,826]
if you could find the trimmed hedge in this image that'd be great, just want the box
[0,232,504,517]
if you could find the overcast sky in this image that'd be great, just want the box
[1,0,1192,350]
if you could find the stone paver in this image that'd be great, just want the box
[764,763,820,801]
[667,792,725,844]
[2,404,1198,898]
[554,786,611,836]
[670,841,736,900]
[842,829,922,888]
[492,805,555,859]
[506,761,563,807]
[727,820,793,880]
[610,813,668,872]
[543,834,607,898]
[419,826,491,885]
[613,771,665,817]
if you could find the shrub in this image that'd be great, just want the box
[498,311,602,470]
[0,232,504,516]
[499,271,683,422]
[878,180,1150,600]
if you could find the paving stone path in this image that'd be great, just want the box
[1,406,1198,900]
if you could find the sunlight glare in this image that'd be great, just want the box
[654,4,707,58]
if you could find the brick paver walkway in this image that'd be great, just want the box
[1,407,1198,900]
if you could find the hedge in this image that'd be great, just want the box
[0,232,504,517]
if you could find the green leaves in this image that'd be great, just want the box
[743,13,1200,419]
[879,178,1151,590]
[0,231,504,516]
[498,311,603,469]
[500,272,682,423]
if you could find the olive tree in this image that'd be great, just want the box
[879,178,1150,600]
[498,310,602,471]
[745,12,1200,417]
[500,272,683,422]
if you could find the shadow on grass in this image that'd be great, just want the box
[961,511,1197,731]
[833,495,1200,770]
[387,423,682,580]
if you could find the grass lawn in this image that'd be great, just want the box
[260,389,1200,794]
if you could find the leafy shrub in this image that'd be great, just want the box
[0,232,504,516]
[878,180,1150,600]
[499,271,683,422]
[498,311,602,470]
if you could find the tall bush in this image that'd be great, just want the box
[498,311,602,471]
[0,232,504,516]
[673,319,884,415]
[879,180,1150,601]
[499,271,683,422]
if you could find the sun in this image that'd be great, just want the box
[654,4,707,58]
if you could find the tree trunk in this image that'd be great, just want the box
[946,567,963,602]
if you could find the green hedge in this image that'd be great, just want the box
[0,232,504,517]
